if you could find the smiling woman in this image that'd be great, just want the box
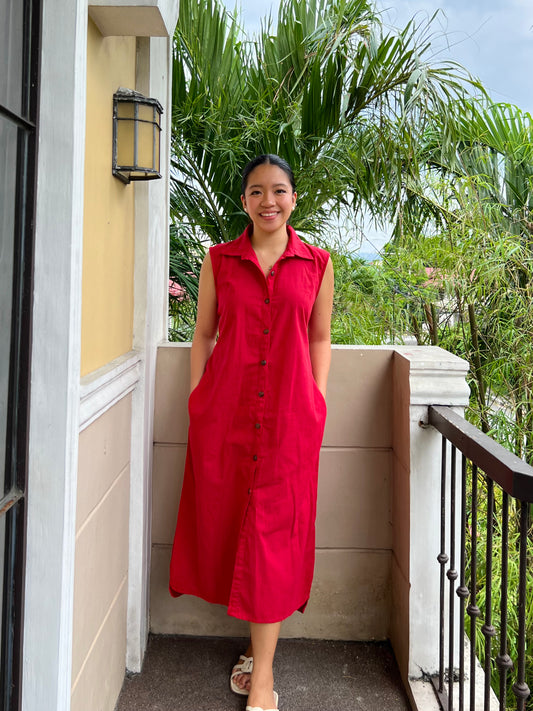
[169,154,334,711]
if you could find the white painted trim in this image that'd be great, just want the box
[125,34,174,673]
[23,1,88,709]
[79,351,141,431]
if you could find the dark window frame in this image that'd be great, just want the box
[0,0,41,708]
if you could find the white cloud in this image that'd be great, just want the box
[222,0,533,113]
[379,0,533,112]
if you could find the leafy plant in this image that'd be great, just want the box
[168,0,479,340]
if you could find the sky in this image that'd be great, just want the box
[219,0,533,255]
[229,0,533,113]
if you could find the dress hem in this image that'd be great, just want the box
[169,584,309,624]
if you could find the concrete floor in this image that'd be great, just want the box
[115,635,412,711]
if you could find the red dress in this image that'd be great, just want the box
[169,225,329,622]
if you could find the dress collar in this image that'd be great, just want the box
[216,224,314,262]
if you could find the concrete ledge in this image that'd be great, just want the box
[88,0,179,36]
[409,635,499,711]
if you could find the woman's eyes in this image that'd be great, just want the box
[249,189,287,196]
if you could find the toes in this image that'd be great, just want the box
[234,672,251,690]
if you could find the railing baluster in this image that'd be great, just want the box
[427,406,533,711]
[467,464,481,711]
[438,435,449,696]
[448,445,458,711]
[512,501,531,711]
[482,476,496,711]
[456,454,469,711]
[495,492,512,710]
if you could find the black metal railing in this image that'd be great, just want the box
[427,405,533,711]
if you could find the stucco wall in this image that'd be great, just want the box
[72,394,131,711]
[390,352,411,680]
[81,19,136,377]
[150,344,395,640]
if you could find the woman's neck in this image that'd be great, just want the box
[249,224,290,275]
[249,224,289,250]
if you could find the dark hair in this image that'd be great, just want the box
[241,154,296,195]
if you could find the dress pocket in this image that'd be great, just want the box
[187,377,205,416]
[312,379,327,413]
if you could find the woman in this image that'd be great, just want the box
[169,154,334,711]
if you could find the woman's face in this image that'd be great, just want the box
[241,163,297,233]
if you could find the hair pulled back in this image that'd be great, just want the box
[241,154,296,196]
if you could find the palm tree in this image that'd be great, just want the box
[168,0,480,337]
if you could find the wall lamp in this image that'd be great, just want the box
[112,88,163,184]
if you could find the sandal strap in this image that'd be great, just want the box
[231,654,253,676]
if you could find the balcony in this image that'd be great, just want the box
[116,635,411,710]
[120,343,532,710]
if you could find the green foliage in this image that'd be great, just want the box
[168,224,205,341]
[330,251,389,344]
[168,0,478,339]
[464,471,533,710]
[167,4,533,700]
[361,100,533,707]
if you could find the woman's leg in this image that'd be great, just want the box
[247,621,281,709]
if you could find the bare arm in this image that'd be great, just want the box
[308,257,334,398]
[190,253,218,392]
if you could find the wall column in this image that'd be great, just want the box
[390,347,470,709]
[23,1,88,708]
[126,34,173,672]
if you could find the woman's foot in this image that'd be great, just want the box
[246,676,277,710]
[230,654,253,694]
[230,644,253,695]
[246,690,278,711]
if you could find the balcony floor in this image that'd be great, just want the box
[115,634,412,711]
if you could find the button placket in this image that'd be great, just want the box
[250,268,274,492]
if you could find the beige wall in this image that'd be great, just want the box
[81,19,136,377]
[150,344,396,640]
[72,394,132,710]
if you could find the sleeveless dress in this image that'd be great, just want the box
[169,224,329,623]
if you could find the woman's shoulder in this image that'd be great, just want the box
[292,233,330,267]
[307,242,330,262]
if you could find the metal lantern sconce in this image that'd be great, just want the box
[112,88,163,184]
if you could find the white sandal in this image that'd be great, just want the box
[246,690,279,711]
[229,654,253,696]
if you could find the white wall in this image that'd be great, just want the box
[24,1,87,708]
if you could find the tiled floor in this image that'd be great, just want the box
[115,635,412,711]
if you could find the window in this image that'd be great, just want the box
[0,0,40,707]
